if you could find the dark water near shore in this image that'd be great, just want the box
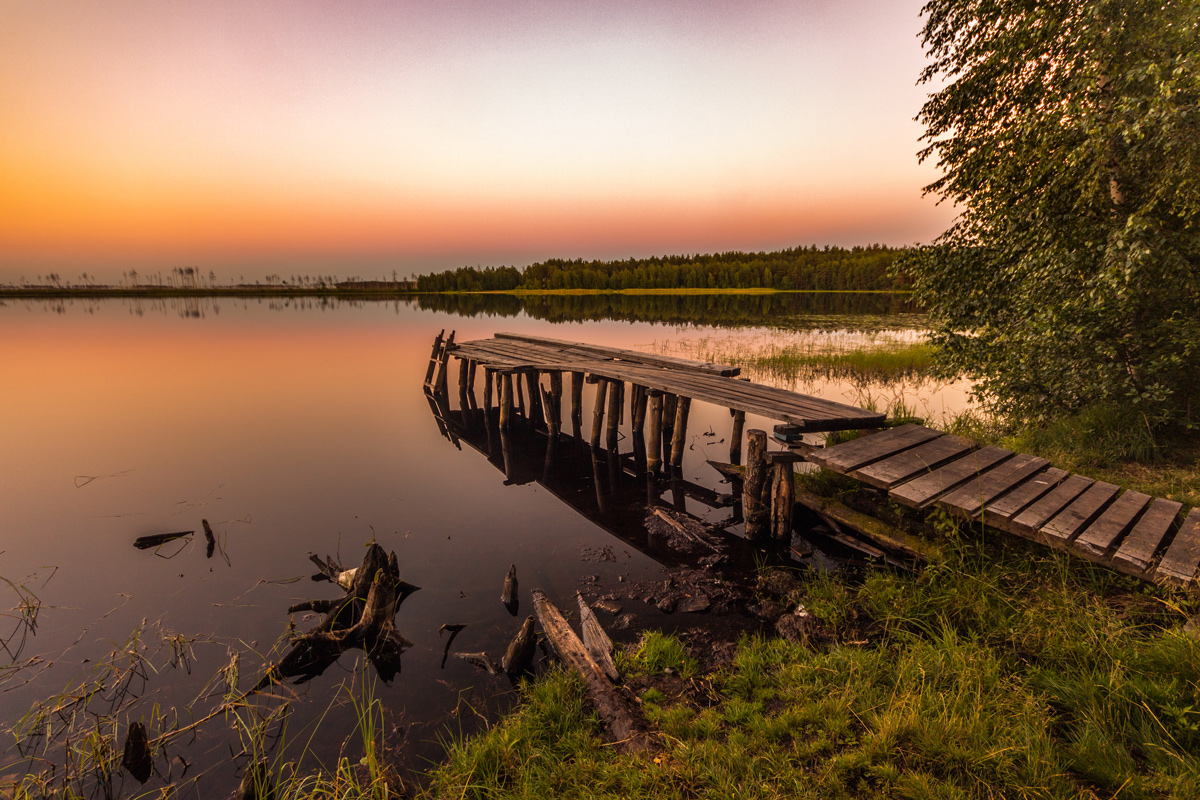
[0,293,965,794]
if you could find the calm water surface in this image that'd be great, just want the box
[0,294,971,793]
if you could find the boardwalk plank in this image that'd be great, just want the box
[1154,508,1200,588]
[1036,482,1120,550]
[808,424,943,474]
[493,332,740,376]
[1110,498,1183,577]
[1001,473,1093,538]
[849,435,974,489]
[938,453,1051,519]
[979,467,1069,527]
[1071,490,1152,563]
[889,447,1013,509]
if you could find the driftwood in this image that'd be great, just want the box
[260,544,418,688]
[577,593,618,682]
[454,651,502,675]
[501,615,537,677]
[532,590,653,753]
[133,531,193,549]
[501,564,518,609]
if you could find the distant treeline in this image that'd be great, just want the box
[414,245,909,292]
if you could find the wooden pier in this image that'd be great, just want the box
[802,424,1200,588]
[424,329,885,546]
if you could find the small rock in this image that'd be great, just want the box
[593,599,623,615]
[677,594,711,614]
[656,596,678,614]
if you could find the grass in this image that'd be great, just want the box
[425,524,1200,800]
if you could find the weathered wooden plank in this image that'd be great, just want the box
[1001,473,1093,538]
[1035,482,1120,550]
[980,467,1069,525]
[889,447,1014,509]
[1071,490,1152,563]
[808,424,944,474]
[1110,498,1183,577]
[494,332,740,376]
[936,453,1050,519]
[849,435,974,489]
[1154,508,1200,588]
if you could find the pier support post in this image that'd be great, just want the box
[730,410,745,465]
[669,397,691,469]
[424,329,445,389]
[515,372,526,418]
[589,378,608,449]
[524,371,543,427]
[482,368,494,413]
[631,385,648,436]
[646,390,663,473]
[550,372,563,427]
[605,381,622,451]
[457,358,471,409]
[661,394,677,464]
[744,429,768,539]
[771,459,795,541]
[570,372,585,435]
[499,372,515,430]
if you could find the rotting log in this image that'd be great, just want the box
[730,410,746,465]
[577,592,619,682]
[647,390,664,473]
[590,379,609,448]
[744,429,769,539]
[771,460,795,541]
[532,589,653,753]
[670,397,691,469]
[501,614,537,677]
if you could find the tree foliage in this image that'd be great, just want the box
[902,0,1200,426]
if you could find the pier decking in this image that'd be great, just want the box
[804,424,1200,588]
[439,331,886,433]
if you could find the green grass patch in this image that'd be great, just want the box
[424,531,1200,799]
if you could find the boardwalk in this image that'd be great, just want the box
[805,424,1200,588]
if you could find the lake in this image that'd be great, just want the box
[0,293,972,794]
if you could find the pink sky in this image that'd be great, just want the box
[0,0,953,284]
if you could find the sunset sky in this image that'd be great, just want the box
[0,0,954,284]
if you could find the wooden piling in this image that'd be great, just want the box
[669,397,691,468]
[549,374,561,431]
[499,372,514,430]
[570,372,585,433]
[631,385,648,435]
[646,390,663,473]
[661,393,677,463]
[524,371,543,426]
[424,329,445,388]
[457,358,471,407]
[515,372,526,418]
[744,429,768,539]
[433,330,455,395]
[605,380,622,450]
[771,460,795,541]
[730,410,745,465]
[482,367,494,412]
[590,379,609,448]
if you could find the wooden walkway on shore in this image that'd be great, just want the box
[804,424,1200,588]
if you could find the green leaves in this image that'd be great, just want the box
[903,0,1200,430]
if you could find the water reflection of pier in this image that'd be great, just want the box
[424,387,742,563]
